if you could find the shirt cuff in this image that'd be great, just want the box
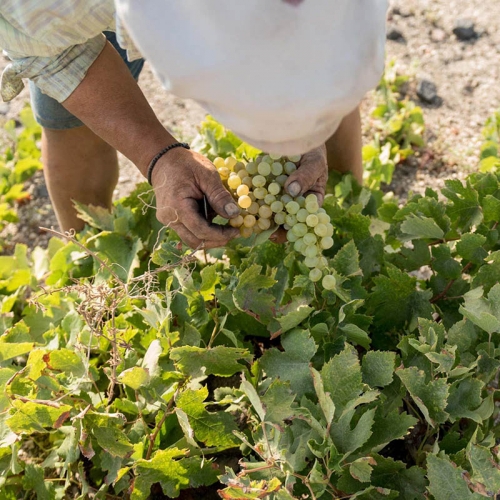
[1,34,106,103]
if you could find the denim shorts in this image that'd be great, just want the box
[29,31,145,130]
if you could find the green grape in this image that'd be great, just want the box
[264,194,276,205]
[306,201,319,213]
[325,224,334,237]
[304,245,318,258]
[243,215,256,228]
[292,223,308,237]
[258,217,271,230]
[258,162,271,176]
[309,268,322,282]
[304,256,319,268]
[283,224,291,230]
[268,182,281,195]
[242,176,253,187]
[248,192,256,201]
[287,230,299,242]
[274,212,286,225]
[248,202,260,215]
[314,224,328,237]
[317,256,328,270]
[285,214,297,227]
[261,154,272,164]
[306,214,319,227]
[322,274,337,290]
[233,161,245,173]
[285,201,300,215]
[303,233,317,246]
[296,196,306,207]
[228,175,242,189]
[281,194,293,205]
[288,154,301,163]
[296,208,309,222]
[259,205,273,219]
[293,238,305,253]
[276,175,288,186]
[229,215,244,228]
[240,226,253,238]
[269,153,282,160]
[318,213,330,225]
[246,161,258,175]
[305,194,318,204]
[237,169,249,180]
[238,195,252,209]
[271,162,283,176]
[271,201,284,213]
[284,161,297,174]
[320,236,334,250]
[252,175,266,188]
[254,187,268,200]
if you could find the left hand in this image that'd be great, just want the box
[284,144,328,205]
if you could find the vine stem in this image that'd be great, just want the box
[145,389,179,460]
[430,261,473,303]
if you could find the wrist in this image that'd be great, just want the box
[147,142,190,185]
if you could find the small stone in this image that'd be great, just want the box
[34,183,49,198]
[0,102,9,115]
[453,19,477,41]
[430,28,446,43]
[392,6,413,17]
[416,79,438,103]
[386,26,405,42]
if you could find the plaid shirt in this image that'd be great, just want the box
[0,0,140,103]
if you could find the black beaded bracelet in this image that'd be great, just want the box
[147,142,190,185]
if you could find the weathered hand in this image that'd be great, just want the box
[284,144,328,205]
[150,148,240,248]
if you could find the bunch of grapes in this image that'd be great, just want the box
[214,154,337,289]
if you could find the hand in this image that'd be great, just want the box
[284,144,328,205]
[150,148,241,249]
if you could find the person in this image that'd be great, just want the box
[0,0,387,249]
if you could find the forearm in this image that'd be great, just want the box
[325,106,363,184]
[62,41,175,176]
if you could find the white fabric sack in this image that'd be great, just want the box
[116,0,388,155]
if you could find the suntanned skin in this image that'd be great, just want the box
[44,41,360,247]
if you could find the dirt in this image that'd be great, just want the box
[1,0,499,251]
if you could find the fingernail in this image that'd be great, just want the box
[288,181,301,197]
[225,203,240,217]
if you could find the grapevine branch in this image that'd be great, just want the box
[430,261,473,303]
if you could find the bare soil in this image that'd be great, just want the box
[1,0,499,250]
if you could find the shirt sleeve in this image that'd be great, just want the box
[0,0,114,102]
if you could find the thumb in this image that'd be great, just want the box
[284,148,327,200]
[201,171,240,219]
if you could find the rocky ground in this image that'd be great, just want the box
[1,0,499,250]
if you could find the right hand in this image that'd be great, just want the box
[150,147,241,249]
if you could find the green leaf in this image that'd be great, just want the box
[118,366,150,390]
[427,454,476,500]
[350,457,376,483]
[362,351,396,388]
[233,264,276,322]
[73,202,114,231]
[22,464,55,500]
[260,379,296,424]
[446,378,484,423]
[260,329,317,398]
[46,348,86,377]
[199,264,220,301]
[170,346,251,377]
[7,401,71,433]
[0,342,34,362]
[332,241,362,277]
[132,448,190,499]
[400,214,444,240]
[311,368,335,427]
[322,346,363,416]
[396,367,449,427]
[92,424,134,458]
[456,233,488,264]
[271,299,314,336]
[459,286,500,334]
[176,387,239,449]
[468,444,500,495]
[330,408,376,456]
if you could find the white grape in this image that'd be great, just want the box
[268,182,281,196]
[318,213,330,225]
[253,187,267,200]
[304,256,319,268]
[218,166,230,179]
[285,201,300,215]
[309,268,322,282]
[269,153,282,160]
[320,236,334,250]
[281,194,293,205]
[296,208,309,223]
[322,274,337,290]
[258,162,271,176]
[304,245,319,258]
[240,226,253,238]
[287,230,299,243]
[285,214,297,227]
[306,214,319,227]
[264,194,276,205]
[246,162,258,175]
[257,218,271,230]
[306,201,319,213]
[294,238,305,253]
[248,202,260,215]
[243,215,256,228]
[228,175,242,189]
[288,154,301,163]
[271,162,283,176]
[258,205,273,219]
[292,223,308,237]
[238,195,252,209]
[274,212,286,225]
[314,224,328,237]
[242,176,253,188]
[271,201,284,213]
[213,157,225,169]
[284,162,297,175]
[229,215,244,228]
[276,175,288,186]
[252,175,266,188]
[303,233,317,246]
[237,184,250,197]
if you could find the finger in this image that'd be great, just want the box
[200,171,240,219]
[170,223,204,249]
[181,198,240,244]
[284,154,327,199]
